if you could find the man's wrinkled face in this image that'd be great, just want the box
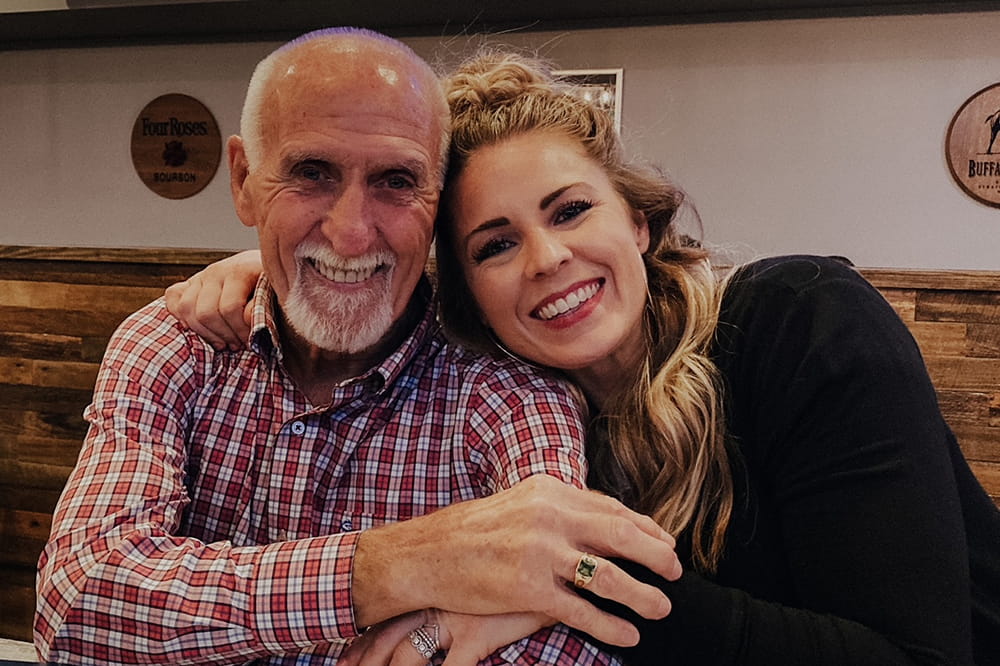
[231,38,443,353]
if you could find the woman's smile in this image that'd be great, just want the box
[532,279,604,324]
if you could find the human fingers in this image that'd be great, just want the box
[438,612,551,666]
[243,300,255,338]
[345,612,428,666]
[388,623,440,666]
[569,489,683,583]
[163,279,188,321]
[190,273,245,351]
[570,551,673,621]
[217,273,253,349]
[542,586,642,647]
[337,637,366,666]
[164,274,231,351]
[164,276,200,329]
[440,643,481,666]
[517,478,681,583]
[173,250,261,351]
[387,639,433,666]
[620,503,677,549]
[486,479,677,630]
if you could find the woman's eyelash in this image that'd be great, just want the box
[554,199,595,222]
[472,237,515,264]
[469,199,596,264]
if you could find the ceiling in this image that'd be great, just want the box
[2,0,998,49]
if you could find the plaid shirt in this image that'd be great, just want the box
[36,278,620,666]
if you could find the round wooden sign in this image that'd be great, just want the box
[131,93,222,199]
[946,82,1000,208]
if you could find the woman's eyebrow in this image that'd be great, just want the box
[467,183,583,238]
[467,217,510,237]
[540,184,576,210]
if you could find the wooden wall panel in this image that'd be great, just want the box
[0,248,996,643]
[0,245,232,642]
[862,267,1000,503]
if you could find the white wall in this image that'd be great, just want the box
[2,11,999,269]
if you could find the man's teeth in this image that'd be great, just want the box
[537,282,600,320]
[312,259,377,283]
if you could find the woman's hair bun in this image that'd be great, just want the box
[446,50,556,116]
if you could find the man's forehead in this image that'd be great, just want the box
[277,37,433,101]
[267,50,440,137]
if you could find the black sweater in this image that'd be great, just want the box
[592,256,1000,665]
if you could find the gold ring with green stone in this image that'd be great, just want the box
[574,553,599,588]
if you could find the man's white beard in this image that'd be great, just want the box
[283,257,395,354]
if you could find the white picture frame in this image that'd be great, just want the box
[553,68,623,132]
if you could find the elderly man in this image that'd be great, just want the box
[35,28,679,665]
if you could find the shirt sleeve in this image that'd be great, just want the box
[461,371,621,666]
[34,301,363,665]
[592,256,977,665]
[470,375,591,492]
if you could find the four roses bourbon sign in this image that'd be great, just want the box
[131,93,222,199]
[946,82,1000,208]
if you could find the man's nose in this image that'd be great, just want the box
[321,184,376,255]
[523,231,572,279]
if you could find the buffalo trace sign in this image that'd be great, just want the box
[130,93,222,200]
[946,82,1000,208]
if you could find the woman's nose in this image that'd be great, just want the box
[523,231,572,278]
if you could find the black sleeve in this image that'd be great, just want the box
[590,256,975,665]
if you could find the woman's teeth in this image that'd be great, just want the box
[537,282,600,320]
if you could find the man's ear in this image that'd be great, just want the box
[228,135,255,228]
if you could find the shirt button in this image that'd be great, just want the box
[340,519,353,532]
[290,421,306,435]
[277,529,288,541]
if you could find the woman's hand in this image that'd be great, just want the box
[340,609,553,666]
[164,249,263,350]
[338,611,427,666]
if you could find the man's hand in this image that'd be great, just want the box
[164,249,262,351]
[353,475,681,647]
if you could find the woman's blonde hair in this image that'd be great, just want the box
[435,50,734,572]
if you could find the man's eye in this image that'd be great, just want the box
[384,173,415,190]
[293,163,329,183]
[472,238,515,264]
[301,166,324,181]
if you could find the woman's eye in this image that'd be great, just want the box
[472,237,515,264]
[554,199,593,224]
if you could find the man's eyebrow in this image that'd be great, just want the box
[279,151,328,171]
[378,158,430,181]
